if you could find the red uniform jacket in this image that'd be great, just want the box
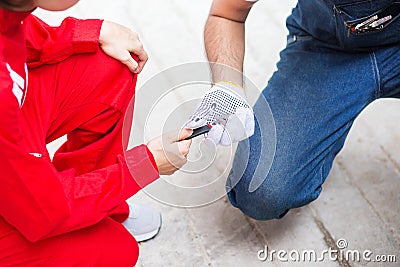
[0,9,159,242]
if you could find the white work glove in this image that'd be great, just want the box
[186,81,254,146]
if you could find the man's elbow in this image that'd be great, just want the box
[209,0,254,23]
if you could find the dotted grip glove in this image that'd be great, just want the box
[186,81,255,146]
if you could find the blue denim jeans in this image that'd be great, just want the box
[227,0,400,220]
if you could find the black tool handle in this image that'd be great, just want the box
[184,125,212,140]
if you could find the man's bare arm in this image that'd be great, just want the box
[187,0,256,145]
[205,0,255,86]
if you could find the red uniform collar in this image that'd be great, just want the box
[0,8,33,33]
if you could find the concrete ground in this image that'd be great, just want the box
[38,1,399,266]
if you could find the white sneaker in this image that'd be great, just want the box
[123,204,162,242]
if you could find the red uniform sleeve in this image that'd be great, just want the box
[126,146,160,189]
[23,15,103,68]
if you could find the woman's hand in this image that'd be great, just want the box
[99,21,148,73]
[147,129,193,175]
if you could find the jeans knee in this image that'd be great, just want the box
[228,171,322,221]
[228,184,290,220]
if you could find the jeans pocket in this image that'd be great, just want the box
[334,1,400,50]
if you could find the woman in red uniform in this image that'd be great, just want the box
[0,0,192,266]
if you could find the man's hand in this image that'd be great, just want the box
[99,21,148,73]
[186,81,254,146]
[147,128,193,175]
